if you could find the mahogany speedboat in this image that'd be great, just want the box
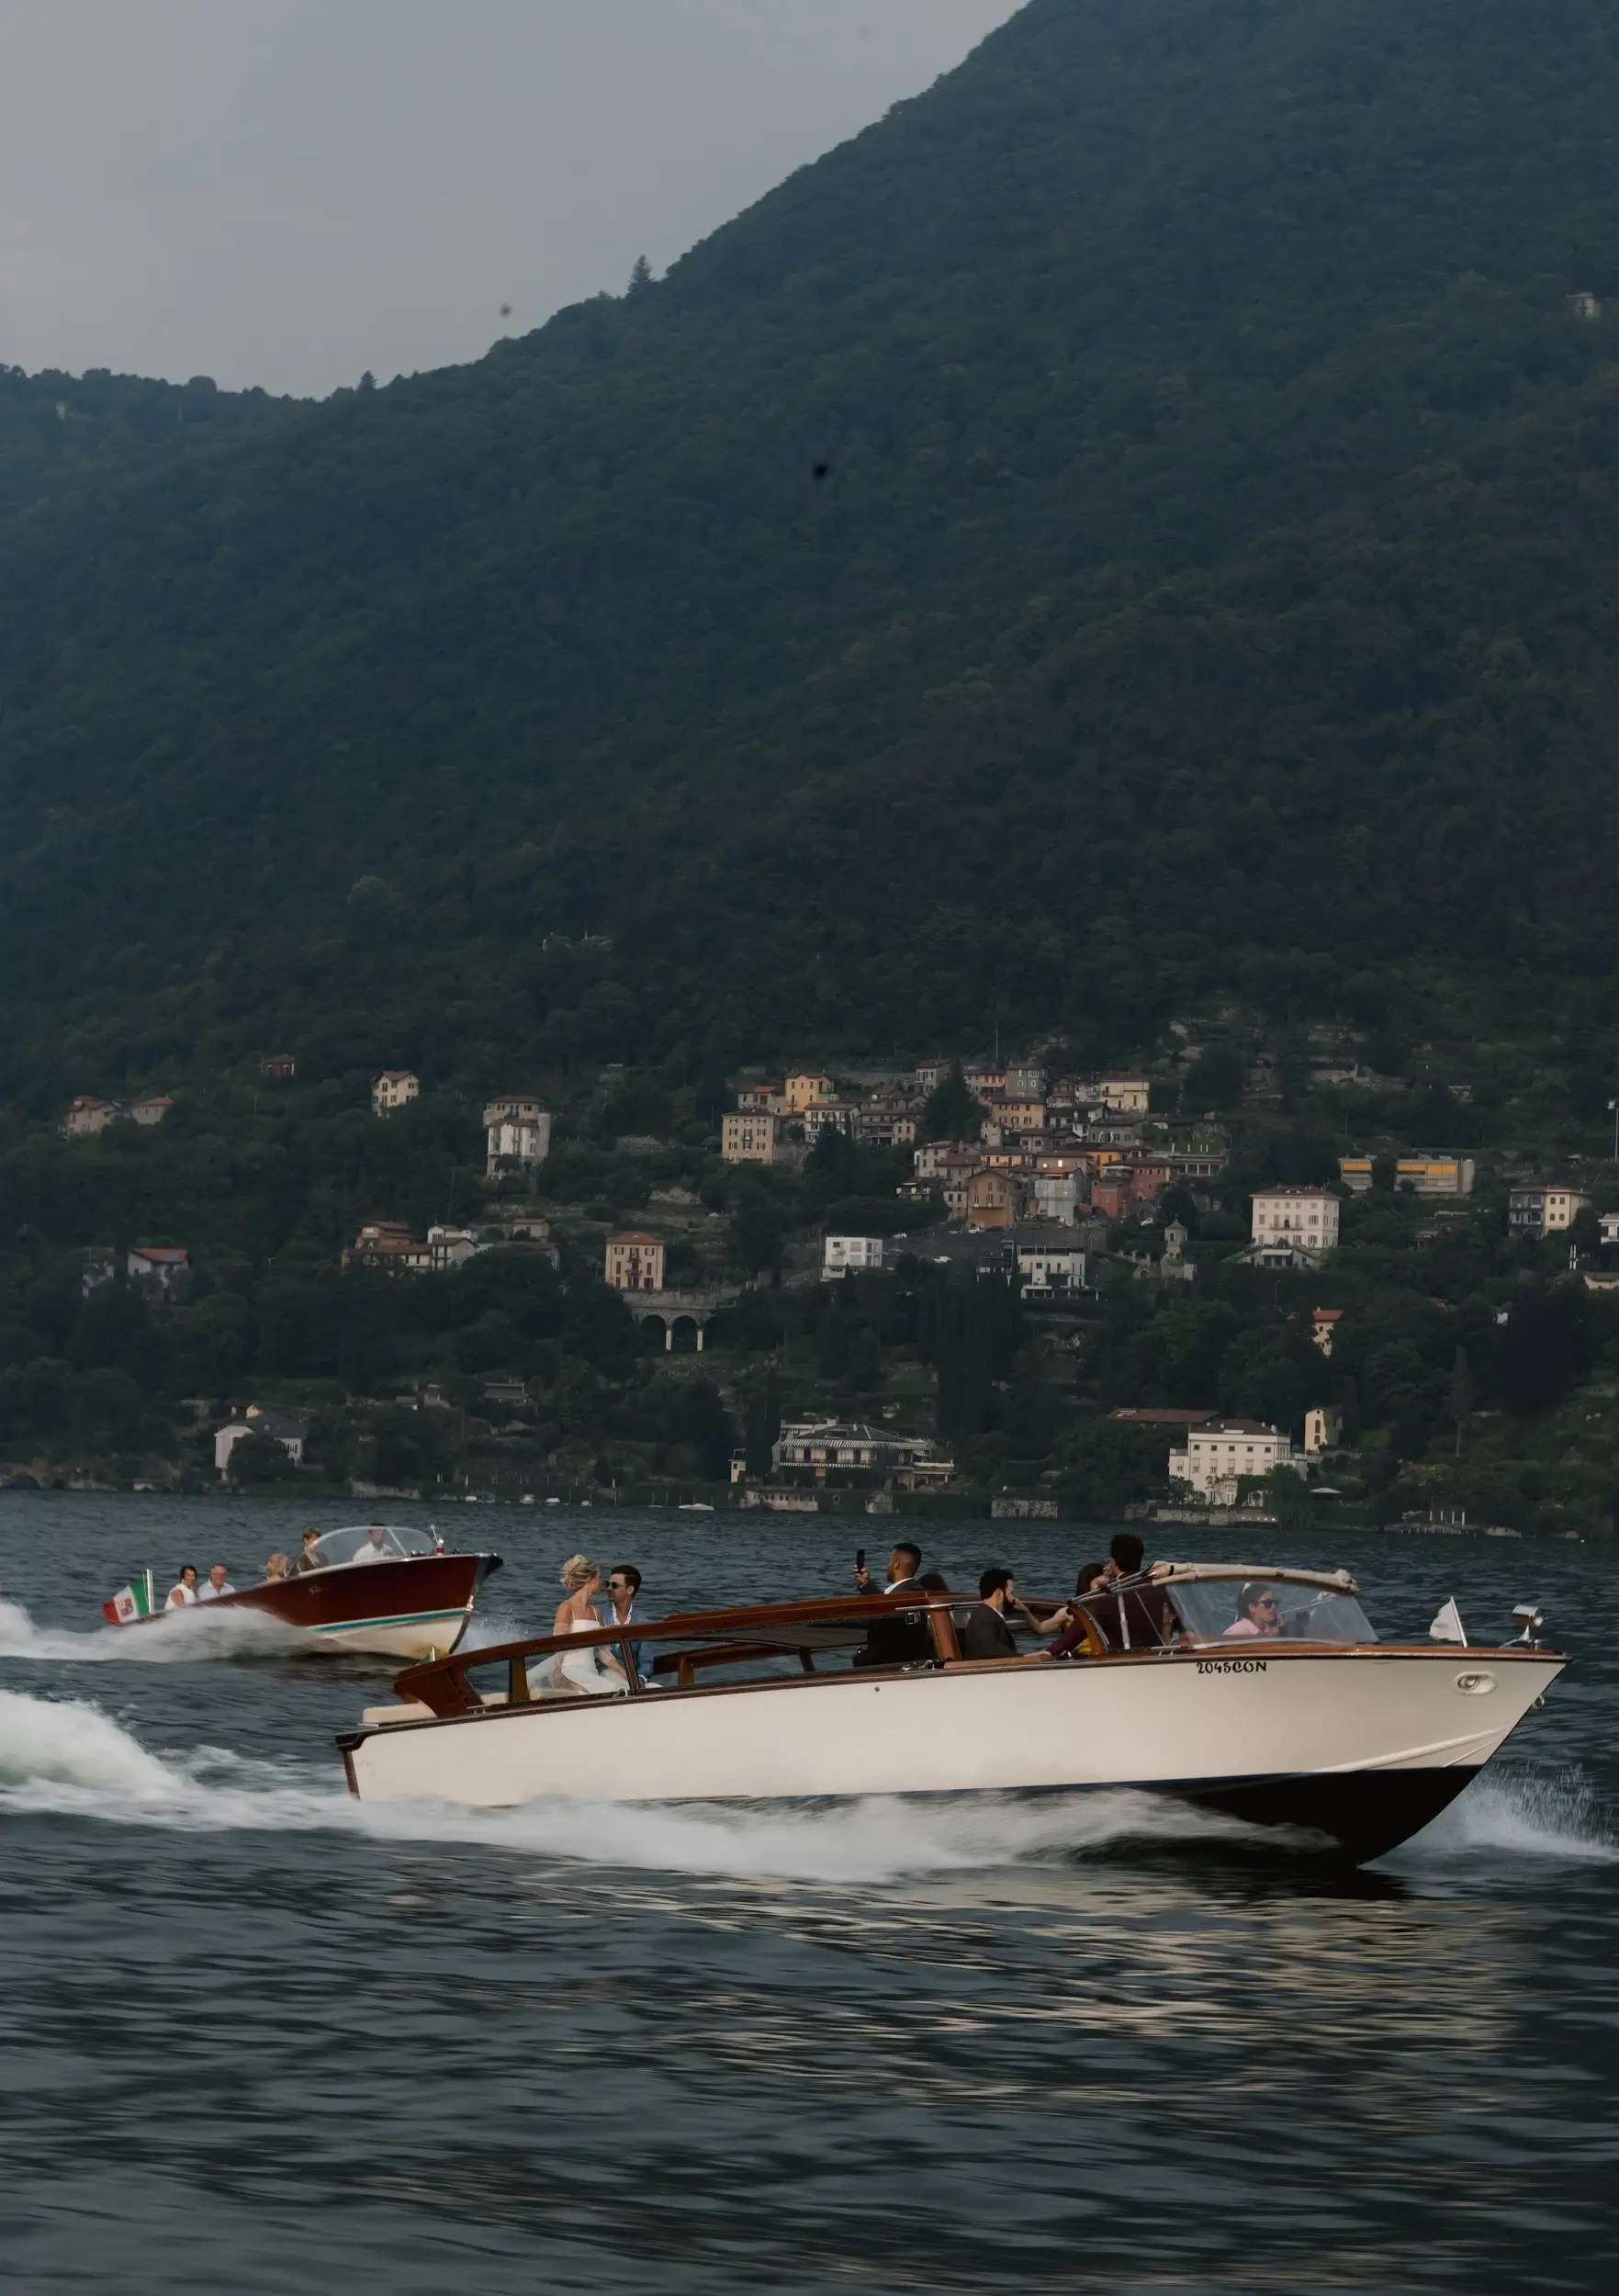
[336,1562,1566,1863]
[104,1525,500,1659]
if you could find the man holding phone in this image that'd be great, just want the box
[853,1541,923,1596]
[851,1541,929,1668]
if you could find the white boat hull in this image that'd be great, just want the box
[305,1608,473,1660]
[343,1646,1564,1860]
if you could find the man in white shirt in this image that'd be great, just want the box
[595,1563,651,1681]
[196,1563,236,1602]
[353,1525,393,1564]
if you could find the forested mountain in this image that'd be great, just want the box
[5,0,1619,1103]
[0,366,289,522]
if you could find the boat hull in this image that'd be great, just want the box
[343,1645,1563,1859]
[129,1554,496,1659]
[1172,1766,1481,1863]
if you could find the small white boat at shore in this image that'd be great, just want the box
[336,1562,1566,1863]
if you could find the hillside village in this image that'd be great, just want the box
[1,1020,1617,1536]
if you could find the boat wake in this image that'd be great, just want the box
[0,1687,1611,1883]
[0,1597,309,1664]
[0,1686,1275,1877]
[1397,1765,1617,1865]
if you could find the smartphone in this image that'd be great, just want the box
[855,1548,866,1570]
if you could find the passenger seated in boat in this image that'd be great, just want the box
[551,1555,628,1694]
[595,1564,652,1683]
[1080,1536,1174,1649]
[1014,1560,1107,1643]
[196,1563,236,1603]
[264,1552,289,1581]
[1222,1585,1282,1639]
[287,1529,324,1577]
[353,1525,392,1565]
[957,1569,1021,1660]
[165,1566,199,1608]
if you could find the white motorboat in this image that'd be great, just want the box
[336,1562,1566,1863]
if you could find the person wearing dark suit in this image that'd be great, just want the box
[851,1541,930,1666]
[853,1541,923,1597]
[957,1567,1022,1661]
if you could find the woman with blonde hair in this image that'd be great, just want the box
[264,1552,290,1581]
[552,1555,626,1695]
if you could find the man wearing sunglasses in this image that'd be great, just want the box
[596,1563,652,1682]
[1222,1584,1283,1639]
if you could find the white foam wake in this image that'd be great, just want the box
[0,1685,1257,1880]
[0,1684,178,1795]
[4,1687,1611,1883]
[1400,1767,1618,1864]
[0,1597,306,1663]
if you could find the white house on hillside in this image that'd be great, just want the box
[1016,1239,1085,1296]
[824,1235,885,1278]
[214,1406,309,1479]
[1251,1187,1340,1265]
[1168,1418,1305,1500]
[484,1094,551,1177]
[372,1070,420,1118]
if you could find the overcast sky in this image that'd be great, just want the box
[0,0,1022,399]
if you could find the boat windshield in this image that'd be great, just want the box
[1166,1578,1377,1645]
[309,1524,436,1568]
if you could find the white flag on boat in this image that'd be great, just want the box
[1428,1596,1467,1646]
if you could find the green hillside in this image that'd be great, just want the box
[0,365,290,521]
[5,0,1619,1101]
[8,0,1619,1518]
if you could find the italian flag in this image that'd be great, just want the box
[104,1580,153,1626]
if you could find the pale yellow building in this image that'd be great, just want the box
[605,1231,666,1291]
[964,1167,1033,1229]
[722,1111,779,1165]
[1304,1405,1344,1456]
[1509,1186,1590,1237]
[1099,1075,1151,1114]
[982,1094,1047,1137]
[61,1097,120,1138]
[784,1072,836,1111]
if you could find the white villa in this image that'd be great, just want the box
[485,1094,551,1177]
[1251,1187,1340,1264]
[1168,1418,1305,1501]
[770,1419,953,1488]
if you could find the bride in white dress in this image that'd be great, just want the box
[549,1555,628,1695]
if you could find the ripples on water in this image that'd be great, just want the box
[1,1497,1615,2292]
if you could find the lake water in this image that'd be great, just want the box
[0,1495,1613,2293]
